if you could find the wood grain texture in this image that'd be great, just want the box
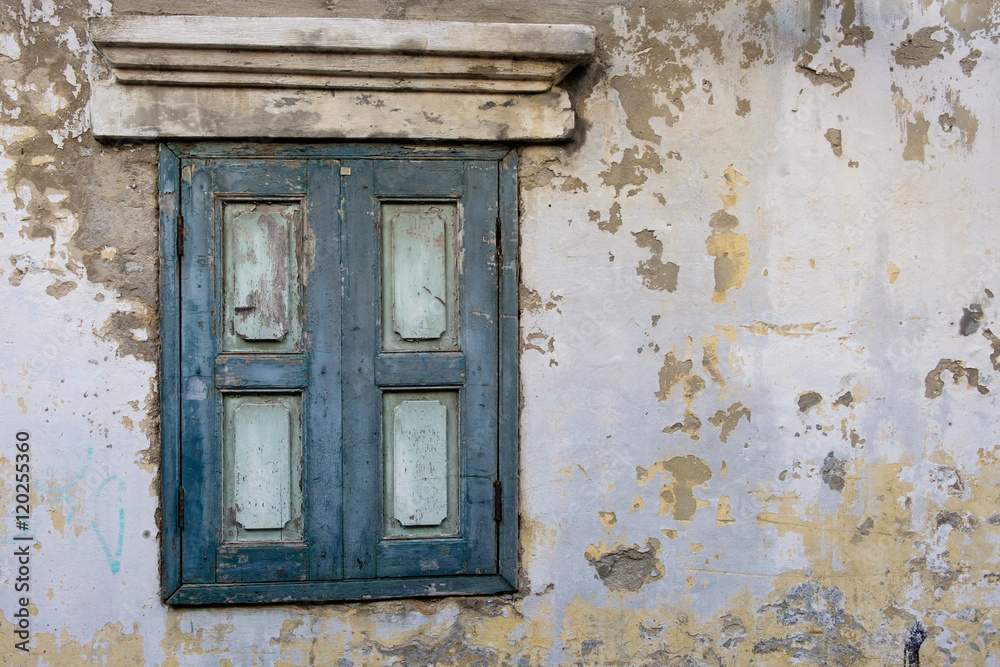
[179,158,220,585]
[374,352,467,387]
[167,574,515,605]
[384,203,456,348]
[223,394,303,543]
[231,402,292,531]
[158,144,182,601]
[214,355,308,389]
[229,204,293,343]
[303,159,345,581]
[497,150,520,587]
[392,400,449,527]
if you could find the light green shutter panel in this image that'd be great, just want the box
[392,399,449,527]
[232,402,292,531]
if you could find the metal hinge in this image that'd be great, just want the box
[176,214,185,258]
[178,487,185,530]
[493,480,503,523]
[495,215,503,265]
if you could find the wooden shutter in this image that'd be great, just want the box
[179,158,344,584]
[342,159,500,578]
[162,145,516,603]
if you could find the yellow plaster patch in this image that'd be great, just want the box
[706,169,751,303]
[707,402,751,444]
[655,351,693,401]
[520,514,558,571]
[23,622,145,665]
[270,619,305,647]
[0,125,38,143]
[656,349,708,442]
[631,495,644,513]
[745,455,1000,662]
[599,510,618,533]
[720,166,749,211]
[715,325,739,343]
[640,455,713,522]
[903,111,931,162]
[706,229,749,304]
[49,504,66,534]
[17,397,26,414]
[741,321,833,337]
[717,496,735,525]
[701,334,725,386]
[887,261,900,283]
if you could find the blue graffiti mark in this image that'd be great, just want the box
[34,446,94,526]
[37,446,92,494]
[93,475,126,575]
[0,447,94,548]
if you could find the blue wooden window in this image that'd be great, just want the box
[159,144,518,604]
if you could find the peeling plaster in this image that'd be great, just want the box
[924,359,989,398]
[893,26,955,68]
[632,229,679,292]
[7,0,1000,664]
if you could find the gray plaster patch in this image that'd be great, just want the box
[959,303,984,336]
[824,128,843,157]
[834,391,854,408]
[797,391,822,412]
[924,359,989,398]
[960,48,982,76]
[585,539,663,592]
[796,56,855,94]
[851,516,874,543]
[633,229,679,292]
[821,451,847,492]
[893,27,954,68]
[754,582,865,665]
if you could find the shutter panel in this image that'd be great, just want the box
[180,158,342,584]
[348,159,500,578]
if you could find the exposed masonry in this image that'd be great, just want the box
[4,0,1000,663]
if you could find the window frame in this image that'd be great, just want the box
[159,143,519,605]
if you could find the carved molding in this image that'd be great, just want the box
[89,16,595,141]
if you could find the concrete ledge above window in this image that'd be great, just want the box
[88,16,595,142]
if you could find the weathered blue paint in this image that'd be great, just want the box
[497,149,519,585]
[159,144,183,601]
[374,352,467,386]
[161,144,516,604]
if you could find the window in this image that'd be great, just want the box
[159,144,518,604]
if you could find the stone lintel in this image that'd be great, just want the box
[88,15,594,141]
[90,82,575,142]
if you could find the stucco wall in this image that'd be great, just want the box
[2,0,1000,664]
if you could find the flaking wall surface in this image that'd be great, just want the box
[2,1,1000,664]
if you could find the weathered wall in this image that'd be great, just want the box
[2,0,1000,664]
